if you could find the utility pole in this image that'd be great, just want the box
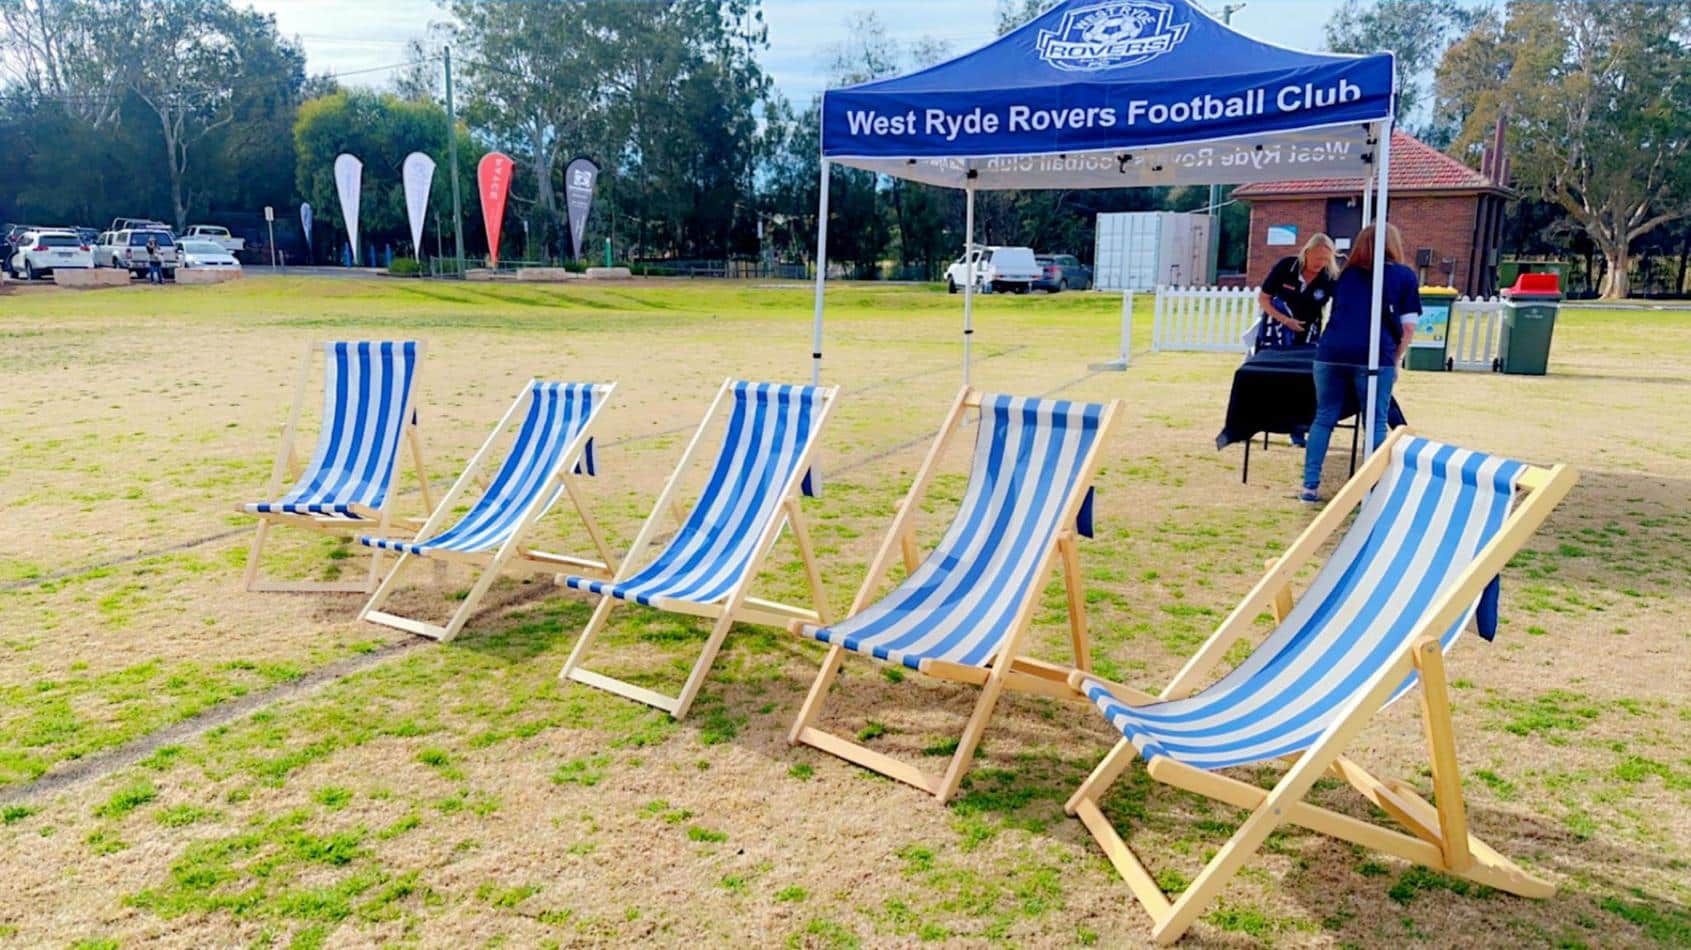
[444,45,466,275]
[1206,3,1246,284]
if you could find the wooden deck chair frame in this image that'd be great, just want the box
[788,387,1122,803]
[358,381,619,642]
[558,378,840,720]
[1063,427,1577,944]
[240,341,435,594]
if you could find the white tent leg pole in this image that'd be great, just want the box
[1120,290,1132,364]
[961,181,976,387]
[1365,119,1394,453]
[1090,289,1132,371]
[1361,169,1373,229]
[810,160,831,388]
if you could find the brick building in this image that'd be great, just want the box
[1233,131,1512,296]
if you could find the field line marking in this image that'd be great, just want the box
[0,640,425,806]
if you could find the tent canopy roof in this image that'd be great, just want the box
[821,0,1394,190]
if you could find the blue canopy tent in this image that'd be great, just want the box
[811,0,1399,443]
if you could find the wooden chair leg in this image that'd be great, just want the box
[672,610,738,720]
[242,521,270,591]
[559,595,618,680]
[359,550,414,621]
[1412,637,1473,872]
[789,643,846,744]
[1154,790,1287,943]
[1058,533,1091,672]
[563,474,619,575]
[362,508,394,595]
[934,671,1010,802]
[899,528,920,574]
[407,423,435,513]
[439,562,503,643]
[785,500,830,625]
[1065,739,1138,815]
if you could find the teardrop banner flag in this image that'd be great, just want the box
[402,152,436,258]
[477,151,515,267]
[299,202,313,257]
[333,154,362,264]
[564,157,599,261]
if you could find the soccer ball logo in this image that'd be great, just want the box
[1037,1,1189,71]
[1079,7,1156,44]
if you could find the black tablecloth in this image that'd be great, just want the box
[1216,347,1405,449]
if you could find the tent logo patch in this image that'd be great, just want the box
[1037,1,1189,72]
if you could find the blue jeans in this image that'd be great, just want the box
[1302,360,1394,491]
[147,260,163,284]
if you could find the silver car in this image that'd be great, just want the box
[180,239,243,271]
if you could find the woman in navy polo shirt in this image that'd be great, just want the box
[1300,223,1420,502]
[1256,232,1338,350]
[1257,233,1338,446]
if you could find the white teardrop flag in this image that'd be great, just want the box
[333,153,363,263]
[402,152,435,258]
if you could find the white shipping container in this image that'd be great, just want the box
[1093,211,1213,291]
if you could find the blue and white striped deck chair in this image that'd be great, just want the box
[1063,429,1576,945]
[356,381,617,642]
[239,341,432,594]
[788,387,1121,803]
[558,379,839,720]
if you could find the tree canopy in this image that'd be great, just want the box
[1,0,1687,296]
[1436,1,1691,298]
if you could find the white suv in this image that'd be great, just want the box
[945,245,1041,294]
[8,229,93,280]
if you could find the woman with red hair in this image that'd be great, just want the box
[1300,223,1420,503]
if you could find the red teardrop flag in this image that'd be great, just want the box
[477,152,515,267]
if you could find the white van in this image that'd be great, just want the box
[945,245,1041,294]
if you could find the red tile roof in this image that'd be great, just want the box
[1233,131,1506,199]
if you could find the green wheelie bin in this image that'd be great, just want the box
[1405,285,1459,371]
[1499,273,1563,375]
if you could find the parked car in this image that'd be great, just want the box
[108,217,172,235]
[98,228,179,278]
[184,224,245,254]
[2,224,44,277]
[1034,254,1093,292]
[179,239,242,271]
[945,245,1042,294]
[8,228,94,280]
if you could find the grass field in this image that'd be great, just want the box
[0,275,1687,948]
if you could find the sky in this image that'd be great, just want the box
[241,0,1342,104]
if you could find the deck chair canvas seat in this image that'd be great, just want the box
[1064,430,1576,944]
[239,340,432,594]
[788,387,1121,803]
[558,379,838,720]
[357,381,617,642]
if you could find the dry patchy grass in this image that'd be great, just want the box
[0,276,1687,947]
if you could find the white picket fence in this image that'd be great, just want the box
[1150,286,1507,370]
[1447,296,1504,372]
[1152,286,1258,353]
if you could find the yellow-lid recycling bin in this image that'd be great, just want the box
[1405,285,1460,372]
